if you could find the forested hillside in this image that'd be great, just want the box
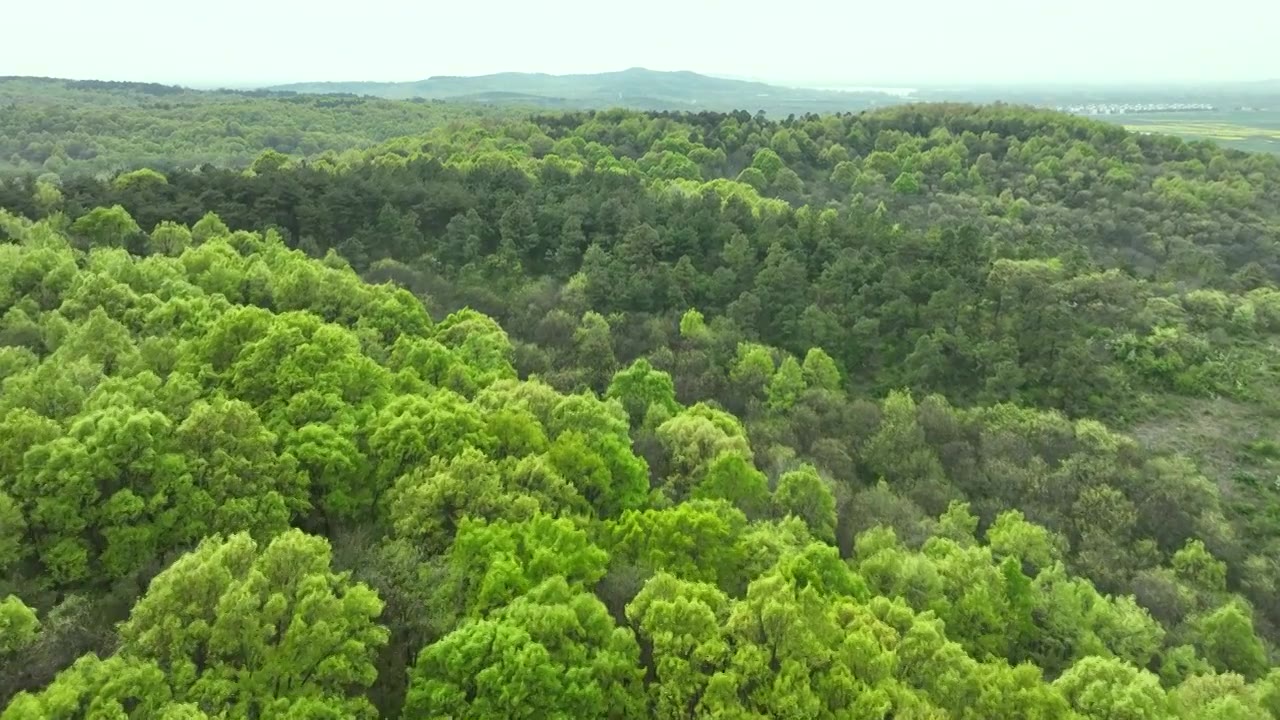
[9,105,1280,418]
[0,77,503,177]
[4,102,1280,718]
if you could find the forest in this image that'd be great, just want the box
[0,77,504,178]
[3,94,1280,718]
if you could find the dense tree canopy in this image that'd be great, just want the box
[0,77,503,178]
[3,96,1280,717]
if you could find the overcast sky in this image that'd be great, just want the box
[6,0,1278,88]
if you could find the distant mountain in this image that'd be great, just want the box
[266,67,909,114]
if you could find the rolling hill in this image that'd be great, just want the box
[267,67,908,114]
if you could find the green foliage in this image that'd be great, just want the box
[655,404,752,500]
[2,655,202,720]
[0,596,38,657]
[801,347,842,392]
[69,205,142,248]
[1172,540,1228,595]
[767,355,806,410]
[404,578,646,720]
[5,531,387,718]
[442,515,609,617]
[750,147,785,181]
[189,212,229,244]
[4,99,1280,717]
[693,451,771,519]
[987,510,1064,574]
[678,308,708,340]
[112,168,168,191]
[1054,656,1169,720]
[773,465,837,543]
[607,358,680,426]
[1191,602,1270,679]
[0,78,505,177]
[31,181,61,216]
[121,530,387,717]
[625,573,731,718]
[607,500,749,588]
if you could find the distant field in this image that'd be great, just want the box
[1104,110,1280,154]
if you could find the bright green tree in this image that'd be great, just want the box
[626,573,731,718]
[693,452,771,519]
[0,595,39,657]
[774,465,837,543]
[767,356,806,411]
[442,514,609,617]
[70,205,142,248]
[1053,656,1169,720]
[404,578,646,719]
[117,530,388,718]
[607,358,680,427]
[1191,602,1269,680]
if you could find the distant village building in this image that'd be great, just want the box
[1054,102,1216,115]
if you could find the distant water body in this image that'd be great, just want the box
[813,86,918,97]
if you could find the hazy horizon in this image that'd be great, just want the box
[15,67,1280,95]
[6,0,1279,89]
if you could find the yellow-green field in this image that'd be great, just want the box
[1108,110,1280,154]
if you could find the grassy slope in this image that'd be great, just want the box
[1131,334,1280,546]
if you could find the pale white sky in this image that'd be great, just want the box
[6,0,1278,88]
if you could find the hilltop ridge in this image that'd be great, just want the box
[266,67,904,113]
